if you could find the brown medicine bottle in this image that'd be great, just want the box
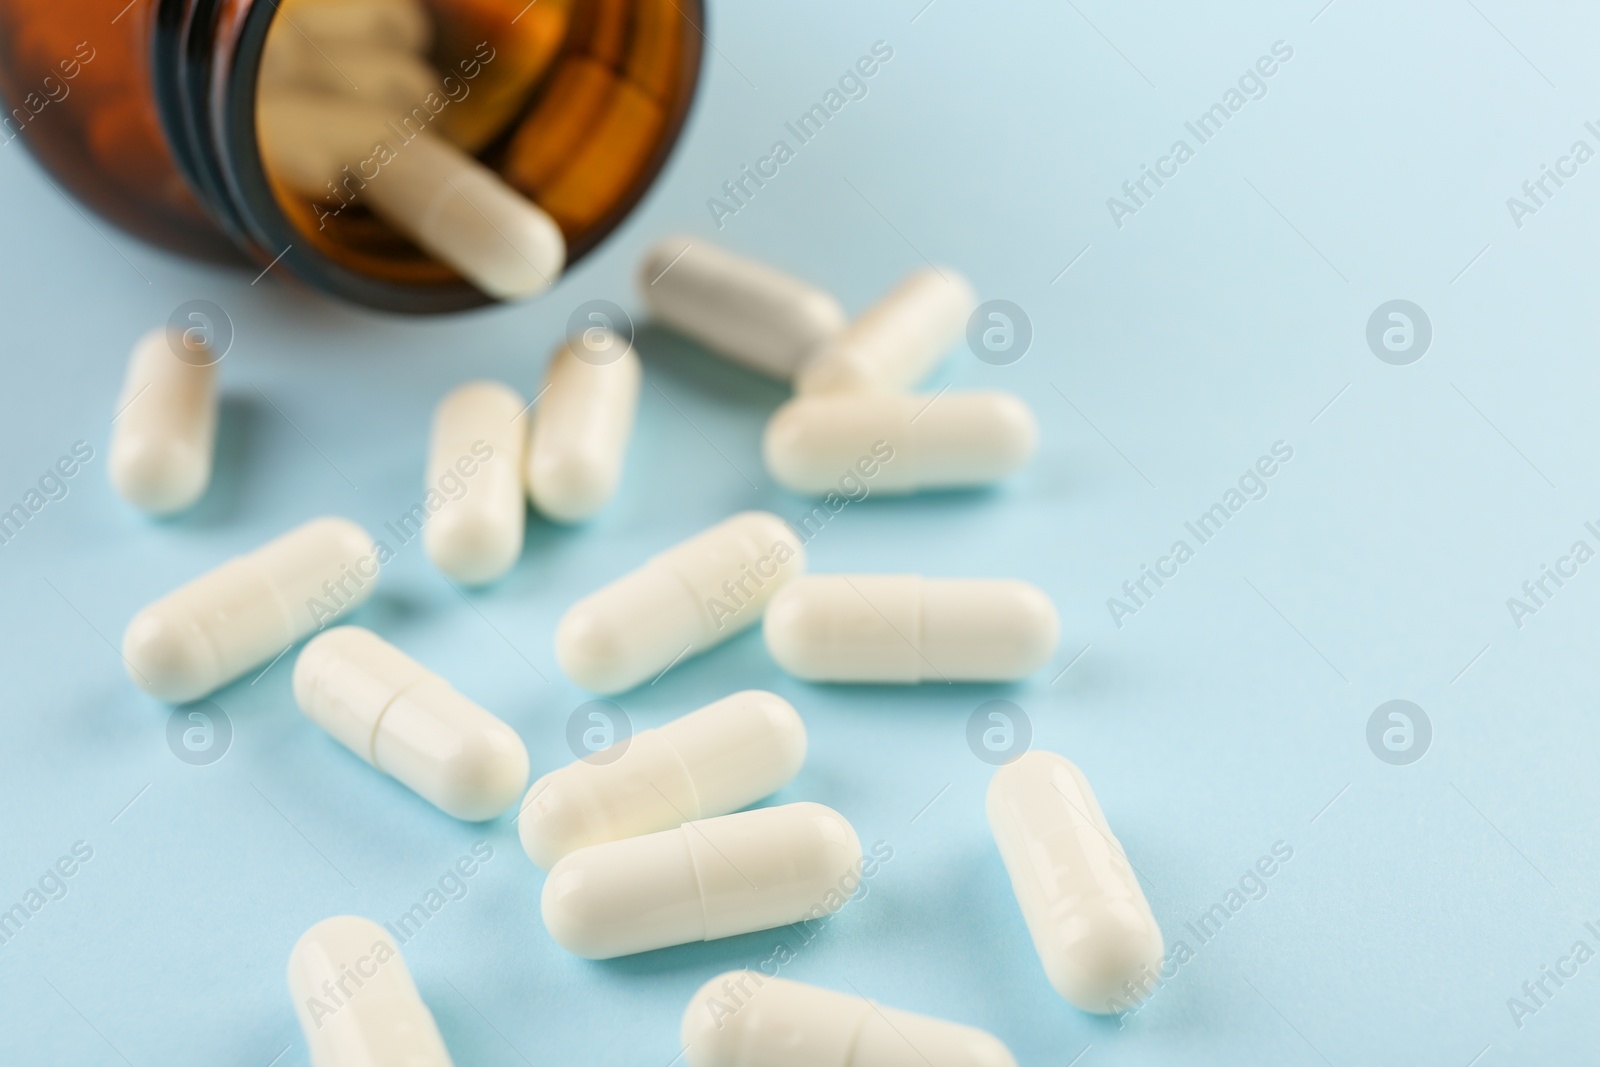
[0,0,703,312]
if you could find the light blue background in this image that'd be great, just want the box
[2,0,1598,1063]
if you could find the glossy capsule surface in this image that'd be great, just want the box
[682,971,1017,1067]
[987,751,1164,1013]
[764,576,1058,683]
[541,802,860,958]
[763,391,1036,495]
[288,915,454,1067]
[556,511,806,693]
[122,517,379,703]
[518,690,806,869]
[293,626,529,821]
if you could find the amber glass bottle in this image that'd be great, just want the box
[0,0,702,311]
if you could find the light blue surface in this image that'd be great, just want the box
[2,0,1599,1062]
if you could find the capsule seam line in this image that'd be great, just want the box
[678,826,715,943]
[664,558,714,635]
[908,576,926,683]
[256,556,305,643]
[194,557,267,686]
[661,737,703,822]
[364,676,428,766]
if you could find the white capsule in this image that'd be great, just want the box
[518,690,806,869]
[794,267,976,395]
[764,576,1058,684]
[987,751,1164,1013]
[682,972,1017,1067]
[556,511,806,694]
[108,327,217,515]
[424,380,527,585]
[764,391,1036,496]
[256,92,565,300]
[256,90,373,193]
[270,0,433,54]
[366,127,565,299]
[288,915,454,1067]
[293,627,529,820]
[260,39,440,113]
[122,517,379,703]
[637,236,847,380]
[524,333,641,524]
[542,801,860,958]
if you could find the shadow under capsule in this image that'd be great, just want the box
[586,912,853,983]
[631,322,789,412]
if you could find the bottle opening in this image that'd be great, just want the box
[246,0,702,309]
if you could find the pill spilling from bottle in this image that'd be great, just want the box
[91,198,1129,1066]
[254,0,566,298]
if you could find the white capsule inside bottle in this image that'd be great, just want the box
[987,751,1164,1013]
[256,91,566,300]
[270,0,433,54]
[524,331,641,523]
[293,626,529,821]
[259,39,441,113]
[542,801,860,959]
[682,971,1017,1067]
[288,915,454,1067]
[122,517,379,703]
[637,236,847,380]
[424,380,527,585]
[764,575,1058,683]
[363,127,565,299]
[518,690,806,869]
[109,326,218,516]
[555,511,806,694]
[764,391,1036,496]
[794,267,976,395]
